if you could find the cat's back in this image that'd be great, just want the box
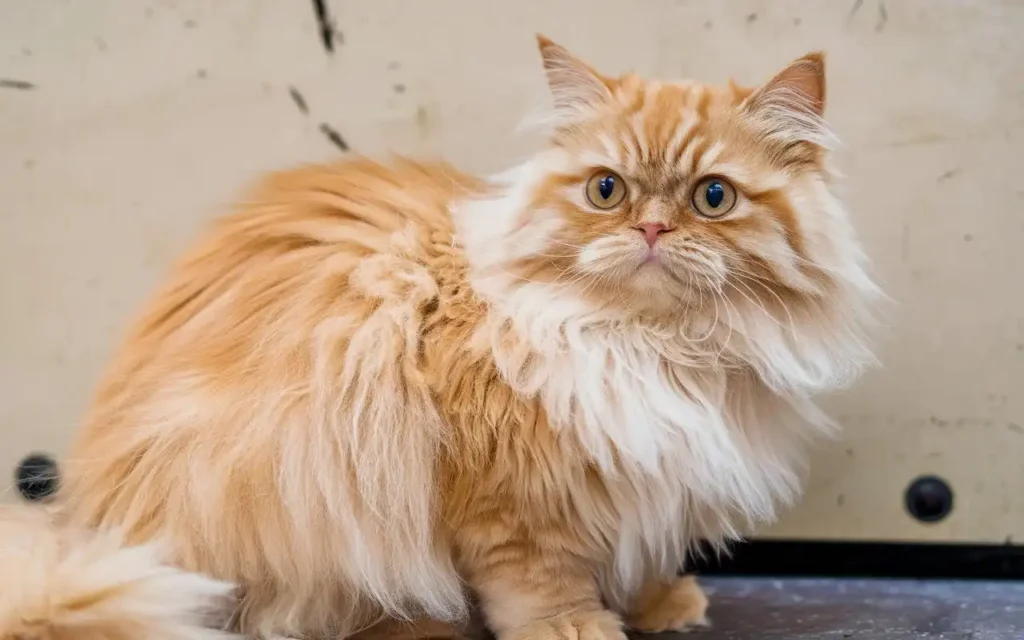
[212,155,480,271]
[62,157,484,633]
[243,155,481,239]
[86,155,480,396]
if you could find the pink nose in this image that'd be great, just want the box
[634,223,673,247]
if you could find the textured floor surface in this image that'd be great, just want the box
[681,577,1024,640]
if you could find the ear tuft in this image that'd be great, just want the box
[779,52,826,115]
[742,52,832,147]
[534,34,612,126]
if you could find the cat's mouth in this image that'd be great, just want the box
[632,249,727,295]
[641,250,661,266]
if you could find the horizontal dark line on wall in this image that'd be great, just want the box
[689,539,1024,580]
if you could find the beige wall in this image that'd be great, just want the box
[2,0,1022,542]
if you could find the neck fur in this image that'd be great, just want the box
[451,155,877,542]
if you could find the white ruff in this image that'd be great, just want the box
[453,153,878,595]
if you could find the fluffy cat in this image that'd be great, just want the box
[0,36,878,640]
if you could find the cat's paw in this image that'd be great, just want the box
[625,575,710,634]
[504,609,626,640]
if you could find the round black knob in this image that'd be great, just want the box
[15,453,60,502]
[905,475,953,523]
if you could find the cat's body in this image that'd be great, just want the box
[0,38,878,640]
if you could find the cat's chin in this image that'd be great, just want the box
[600,264,709,315]
[629,262,678,293]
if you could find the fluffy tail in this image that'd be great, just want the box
[0,505,237,640]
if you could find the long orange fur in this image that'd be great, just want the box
[0,37,878,640]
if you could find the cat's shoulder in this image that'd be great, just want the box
[177,155,485,272]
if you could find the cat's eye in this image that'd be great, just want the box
[691,177,738,218]
[585,171,627,210]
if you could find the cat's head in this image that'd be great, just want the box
[458,36,880,392]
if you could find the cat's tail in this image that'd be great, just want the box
[0,504,237,640]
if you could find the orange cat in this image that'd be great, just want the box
[0,36,878,640]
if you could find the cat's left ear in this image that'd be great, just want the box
[535,34,613,125]
[742,52,830,146]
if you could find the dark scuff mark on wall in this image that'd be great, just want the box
[875,1,889,31]
[415,105,432,139]
[289,86,309,114]
[311,0,340,54]
[289,84,346,150]
[0,79,36,90]
[319,123,349,152]
[848,0,864,21]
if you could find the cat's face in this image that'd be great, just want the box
[458,36,877,388]
[496,37,864,317]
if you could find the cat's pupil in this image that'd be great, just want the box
[598,176,615,200]
[705,182,725,208]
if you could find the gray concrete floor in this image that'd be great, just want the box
[680,577,1024,640]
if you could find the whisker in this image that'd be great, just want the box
[725,277,783,331]
[714,286,738,362]
[729,271,799,340]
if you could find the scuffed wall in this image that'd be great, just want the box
[1,0,1022,543]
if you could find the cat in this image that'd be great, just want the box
[0,35,878,640]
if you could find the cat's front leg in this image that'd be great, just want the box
[459,534,626,640]
[624,575,709,634]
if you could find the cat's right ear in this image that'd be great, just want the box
[536,35,612,125]
[740,52,832,148]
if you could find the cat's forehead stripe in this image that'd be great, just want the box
[663,117,698,167]
[597,134,622,165]
[611,81,719,177]
[579,82,777,187]
[630,112,651,166]
[677,134,705,176]
[694,141,725,175]
[703,161,753,185]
